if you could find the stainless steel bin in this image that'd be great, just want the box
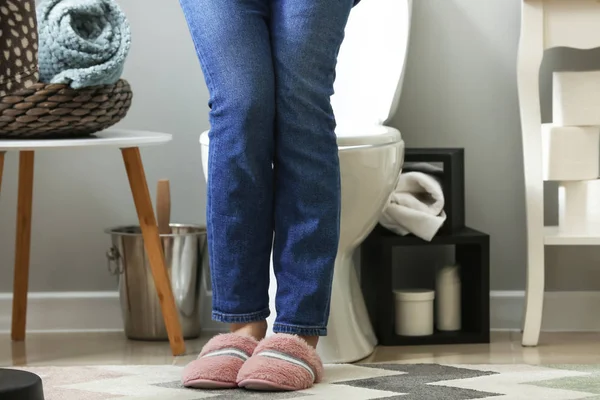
[106,224,207,340]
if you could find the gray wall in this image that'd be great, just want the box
[1,0,599,293]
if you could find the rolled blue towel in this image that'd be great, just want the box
[37,0,131,88]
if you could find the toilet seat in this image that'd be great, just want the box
[331,0,412,126]
[336,125,401,148]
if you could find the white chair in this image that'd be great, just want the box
[517,0,600,346]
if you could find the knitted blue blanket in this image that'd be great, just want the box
[37,0,131,88]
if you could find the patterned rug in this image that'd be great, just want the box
[13,363,600,399]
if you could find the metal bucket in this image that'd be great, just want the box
[105,224,207,340]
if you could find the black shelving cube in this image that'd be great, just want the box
[403,148,465,234]
[361,225,490,346]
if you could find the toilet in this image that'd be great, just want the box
[200,0,412,363]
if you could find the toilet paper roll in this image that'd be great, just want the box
[554,70,600,126]
[559,180,600,234]
[542,124,600,181]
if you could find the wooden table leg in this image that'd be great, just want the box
[121,147,185,356]
[12,151,34,341]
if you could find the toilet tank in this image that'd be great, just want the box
[332,0,413,126]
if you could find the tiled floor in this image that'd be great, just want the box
[1,331,599,367]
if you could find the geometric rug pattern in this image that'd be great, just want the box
[14,364,600,400]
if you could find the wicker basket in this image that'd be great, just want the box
[0,79,133,139]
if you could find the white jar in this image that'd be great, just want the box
[393,289,435,336]
[436,265,461,331]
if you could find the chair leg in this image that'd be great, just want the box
[517,2,545,347]
[12,151,35,341]
[121,147,186,356]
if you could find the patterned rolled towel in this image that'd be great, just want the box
[37,0,131,88]
[0,0,40,96]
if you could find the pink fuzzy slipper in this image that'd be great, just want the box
[236,334,324,391]
[182,333,258,389]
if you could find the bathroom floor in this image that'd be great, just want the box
[1,331,599,366]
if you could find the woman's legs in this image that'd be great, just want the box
[270,0,354,345]
[179,0,274,340]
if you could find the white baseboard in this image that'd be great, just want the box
[490,290,600,331]
[1,291,599,333]
[0,291,224,334]
[0,292,123,333]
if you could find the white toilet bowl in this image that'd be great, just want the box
[199,0,412,363]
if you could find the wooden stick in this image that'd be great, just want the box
[156,179,171,235]
[12,151,34,341]
[121,147,185,356]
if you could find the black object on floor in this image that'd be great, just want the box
[0,368,44,400]
[361,225,490,346]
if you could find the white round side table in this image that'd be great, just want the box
[0,129,185,356]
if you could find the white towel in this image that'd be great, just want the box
[379,164,447,241]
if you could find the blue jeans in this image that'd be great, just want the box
[180,0,353,336]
